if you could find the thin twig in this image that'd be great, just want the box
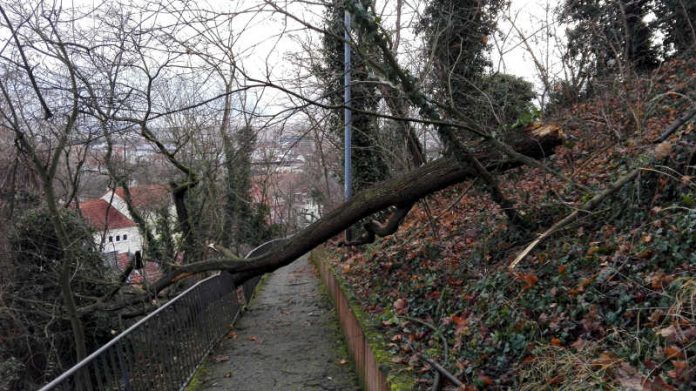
[401,314,450,390]
[654,108,696,143]
[509,168,640,269]
[422,357,464,387]
[0,5,52,119]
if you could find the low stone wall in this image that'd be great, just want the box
[311,247,414,391]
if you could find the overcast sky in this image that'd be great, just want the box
[235,0,564,109]
[62,0,563,113]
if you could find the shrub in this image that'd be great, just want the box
[0,208,114,389]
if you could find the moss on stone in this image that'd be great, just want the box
[184,365,208,391]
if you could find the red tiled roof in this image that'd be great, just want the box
[79,198,136,230]
[113,185,170,209]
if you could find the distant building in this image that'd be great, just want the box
[249,130,329,229]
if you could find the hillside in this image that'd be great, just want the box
[324,57,696,390]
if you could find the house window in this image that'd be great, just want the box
[116,235,120,241]
[123,234,127,241]
[109,236,113,242]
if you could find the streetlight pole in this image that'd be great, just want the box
[343,6,352,241]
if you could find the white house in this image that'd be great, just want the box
[79,197,143,258]
[79,185,174,282]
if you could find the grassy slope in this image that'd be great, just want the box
[324,57,696,390]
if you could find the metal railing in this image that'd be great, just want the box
[38,238,286,391]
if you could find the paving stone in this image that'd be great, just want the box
[199,255,360,391]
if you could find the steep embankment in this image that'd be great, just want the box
[324,57,696,390]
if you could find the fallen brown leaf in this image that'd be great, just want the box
[393,298,407,312]
[210,355,230,363]
[615,363,645,390]
[663,345,683,359]
[591,352,619,370]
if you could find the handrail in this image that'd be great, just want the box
[38,238,286,391]
[244,237,287,259]
[37,273,221,391]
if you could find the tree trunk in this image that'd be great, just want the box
[151,126,562,290]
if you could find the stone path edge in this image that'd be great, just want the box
[310,247,415,391]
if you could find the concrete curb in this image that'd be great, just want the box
[311,247,415,391]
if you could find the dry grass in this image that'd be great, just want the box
[668,278,696,325]
[518,342,622,391]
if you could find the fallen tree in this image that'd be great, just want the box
[81,124,562,314]
[142,125,564,296]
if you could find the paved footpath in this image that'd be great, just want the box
[198,255,361,391]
